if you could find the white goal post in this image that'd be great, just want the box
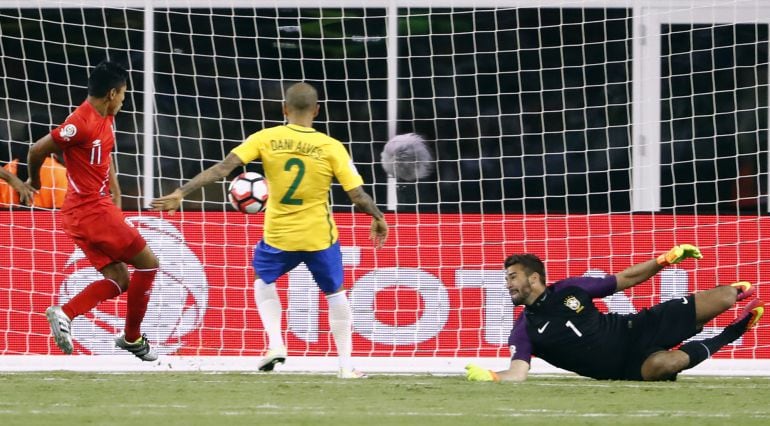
[1,0,769,375]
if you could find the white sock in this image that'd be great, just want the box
[254,279,284,351]
[327,291,353,371]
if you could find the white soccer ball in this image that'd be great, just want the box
[228,172,269,214]
[380,133,434,181]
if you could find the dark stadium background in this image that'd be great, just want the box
[1,8,767,213]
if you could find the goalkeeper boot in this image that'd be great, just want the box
[337,368,367,379]
[730,281,756,302]
[258,347,287,372]
[46,306,73,354]
[115,333,158,361]
[731,298,765,331]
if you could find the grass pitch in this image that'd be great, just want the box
[1,373,768,425]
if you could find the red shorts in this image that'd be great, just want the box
[61,199,147,270]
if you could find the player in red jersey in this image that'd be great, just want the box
[27,61,159,361]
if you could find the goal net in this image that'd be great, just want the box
[0,0,768,374]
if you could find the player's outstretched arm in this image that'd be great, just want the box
[345,186,388,248]
[0,166,36,206]
[465,360,529,383]
[497,360,530,382]
[656,244,702,267]
[615,244,702,291]
[150,152,243,214]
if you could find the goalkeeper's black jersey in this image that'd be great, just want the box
[508,276,633,380]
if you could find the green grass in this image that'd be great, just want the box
[1,373,769,425]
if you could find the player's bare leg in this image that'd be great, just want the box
[127,245,160,271]
[640,350,689,381]
[693,285,740,329]
[100,261,131,290]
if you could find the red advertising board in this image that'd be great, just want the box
[1,211,768,359]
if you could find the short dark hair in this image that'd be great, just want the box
[504,253,546,283]
[88,61,128,97]
[284,82,318,112]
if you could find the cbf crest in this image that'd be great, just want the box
[564,296,584,313]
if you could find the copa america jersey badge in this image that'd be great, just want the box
[60,124,77,141]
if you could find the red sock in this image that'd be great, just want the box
[62,279,122,320]
[124,268,157,342]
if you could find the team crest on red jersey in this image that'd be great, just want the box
[60,124,78,141]
[564,296,584,313]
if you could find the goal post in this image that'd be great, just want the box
[1,0,769,374]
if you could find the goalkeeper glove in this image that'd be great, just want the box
[657,244,702,267]
[465,364,500,382]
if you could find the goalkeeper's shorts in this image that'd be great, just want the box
[621,294,697,380]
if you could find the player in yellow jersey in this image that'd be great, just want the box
[151,82,388,378]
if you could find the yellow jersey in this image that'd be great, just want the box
[230,123,364,251]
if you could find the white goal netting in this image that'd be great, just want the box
[0,0,768,373]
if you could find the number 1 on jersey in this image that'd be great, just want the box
[565,320,583,337]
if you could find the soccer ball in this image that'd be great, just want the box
[228,172,268,214]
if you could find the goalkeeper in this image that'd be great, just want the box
[466,245,764,382]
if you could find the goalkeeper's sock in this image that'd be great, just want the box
[254,279,284,350]
[124,268,157,342]
[62,278,122,320]
[327,291,353,371]
[680,317,750,369]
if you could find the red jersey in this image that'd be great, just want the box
[50,101,116,209]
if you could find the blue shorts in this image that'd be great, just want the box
[251,240,344,294]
